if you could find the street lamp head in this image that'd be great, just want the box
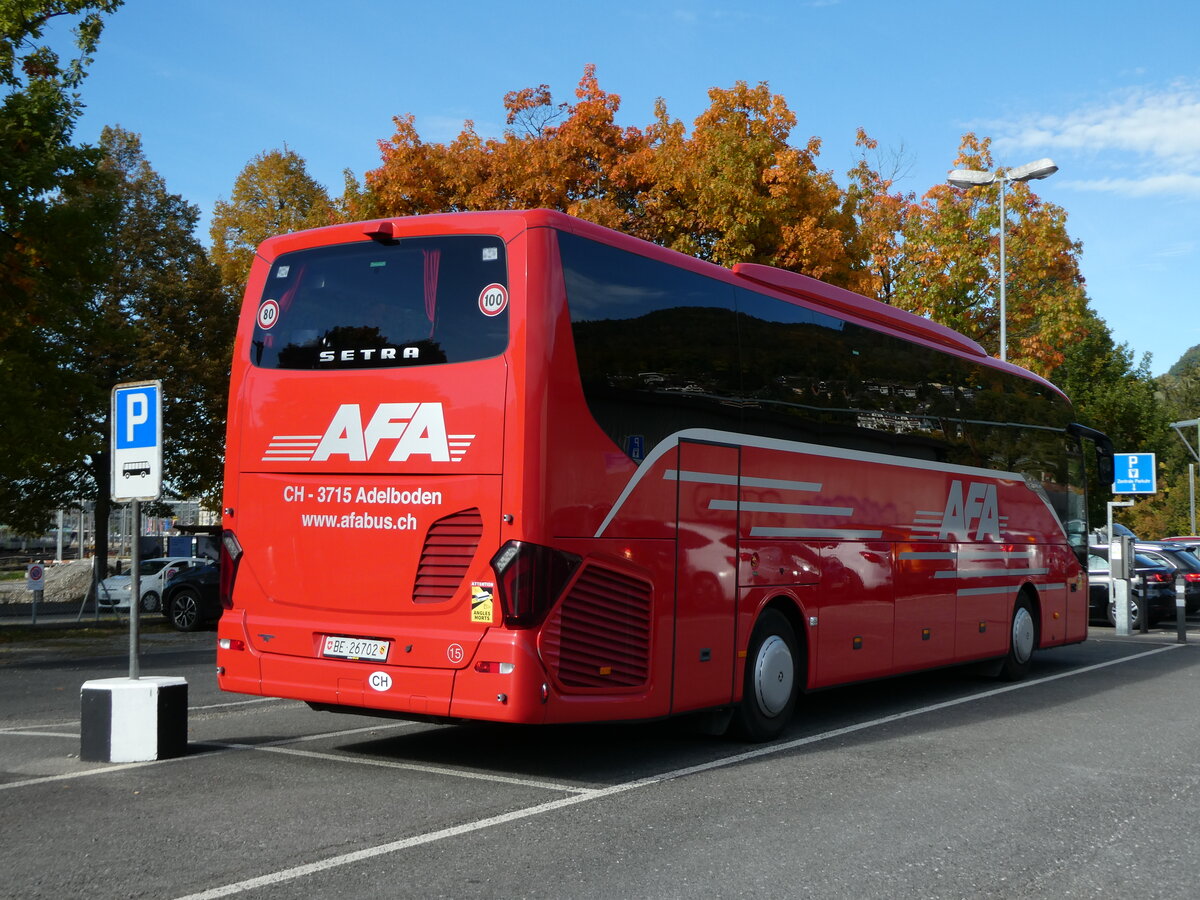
[1007,158,1058,182]
[947,168,996,188]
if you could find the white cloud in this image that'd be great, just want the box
[1060,173,1200,198]
[992,81,1200,197]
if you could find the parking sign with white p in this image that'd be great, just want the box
[111,380,163,501]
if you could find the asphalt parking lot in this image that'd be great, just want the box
[3,615,1200,899]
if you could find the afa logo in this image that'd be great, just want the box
[938,480,1000,541]
[261,403,476,463]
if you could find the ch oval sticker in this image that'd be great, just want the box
[368,671,392,692]
[478,284,508,317]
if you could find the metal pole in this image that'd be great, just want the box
[1177,575,1188,644]
[129,498,141,680]
[1191,463,1196,535]
[998,176,1007,363]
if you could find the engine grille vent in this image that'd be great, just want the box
[412,507,482,604]
[542,564,651,688]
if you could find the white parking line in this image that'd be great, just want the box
[172,643,1185,900]
[0,719,415,791]
[0,697,292,736]
[215,742,589,794]
[191,697,289,712]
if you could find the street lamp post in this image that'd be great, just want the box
[946,158,1058,363]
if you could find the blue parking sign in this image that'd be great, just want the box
[111,380,162,501]
[115,386,158,449]
[1112,452,1156,494]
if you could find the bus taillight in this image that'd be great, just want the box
[490,541,580,629]
[219,530,244,610]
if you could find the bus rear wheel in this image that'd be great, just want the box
[998,593,1037,681]
[733,608,799,742]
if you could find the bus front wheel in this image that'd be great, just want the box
[733,608,800,742]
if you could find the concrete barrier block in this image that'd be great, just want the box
[80,676,188,762]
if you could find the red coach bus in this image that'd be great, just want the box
[216,209,1113,740]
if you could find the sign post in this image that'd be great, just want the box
[111,380,162,679]
[26,563,44,624]
[82,379,186,764]
[1110,454,1156,636]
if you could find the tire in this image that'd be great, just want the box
[140,591,160,613]
[732,608,800,742]
[999,594,1038,681]
[167,588,202,632]
[1106,594,1142,628]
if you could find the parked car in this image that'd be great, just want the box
[161,561,221,631]
[1134,542,1200,613]
[98,556,212,612]
[1087,546,1178,626]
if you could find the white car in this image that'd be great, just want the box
[98,557,212,612]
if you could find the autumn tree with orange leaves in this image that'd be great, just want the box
[886,134,1089,376]
[358,69,1093,383]
[365,65,646,228]
[364,68,858,283]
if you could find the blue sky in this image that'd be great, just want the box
[58,0,1200,376]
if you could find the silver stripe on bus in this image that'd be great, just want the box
[899,552,957,560]
[662,469,739,486]
[957,585,1023,596]
[937,568,1050,579]
[708,500,853,516]
[594,427,1028,538]
[749,527,885,540]
[662,469,823,492]
[956,583,1066,596]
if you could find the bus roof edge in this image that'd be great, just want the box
[731,263,989,360]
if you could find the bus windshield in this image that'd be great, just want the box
[249,234,509,370]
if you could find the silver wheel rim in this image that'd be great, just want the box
[1011,606,1035,663]
[1109,597,1140,624]
[753,634,794,717]
[173,594,198,629]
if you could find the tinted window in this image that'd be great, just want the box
[559,231,1080,540]
[250,236,508,369]
[560,231,739,460]
[735,288,969,462]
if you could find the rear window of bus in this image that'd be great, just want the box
[248,235,509,369]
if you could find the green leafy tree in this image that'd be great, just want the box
[1052,309,1171,529]
[49,127,232,571]
[0,1,123,535]
[209,147,334,299]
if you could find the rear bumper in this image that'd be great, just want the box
[216,614,550,724]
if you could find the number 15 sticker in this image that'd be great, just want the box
[478,284,508,317]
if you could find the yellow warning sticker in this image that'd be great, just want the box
[471,583,495,624]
